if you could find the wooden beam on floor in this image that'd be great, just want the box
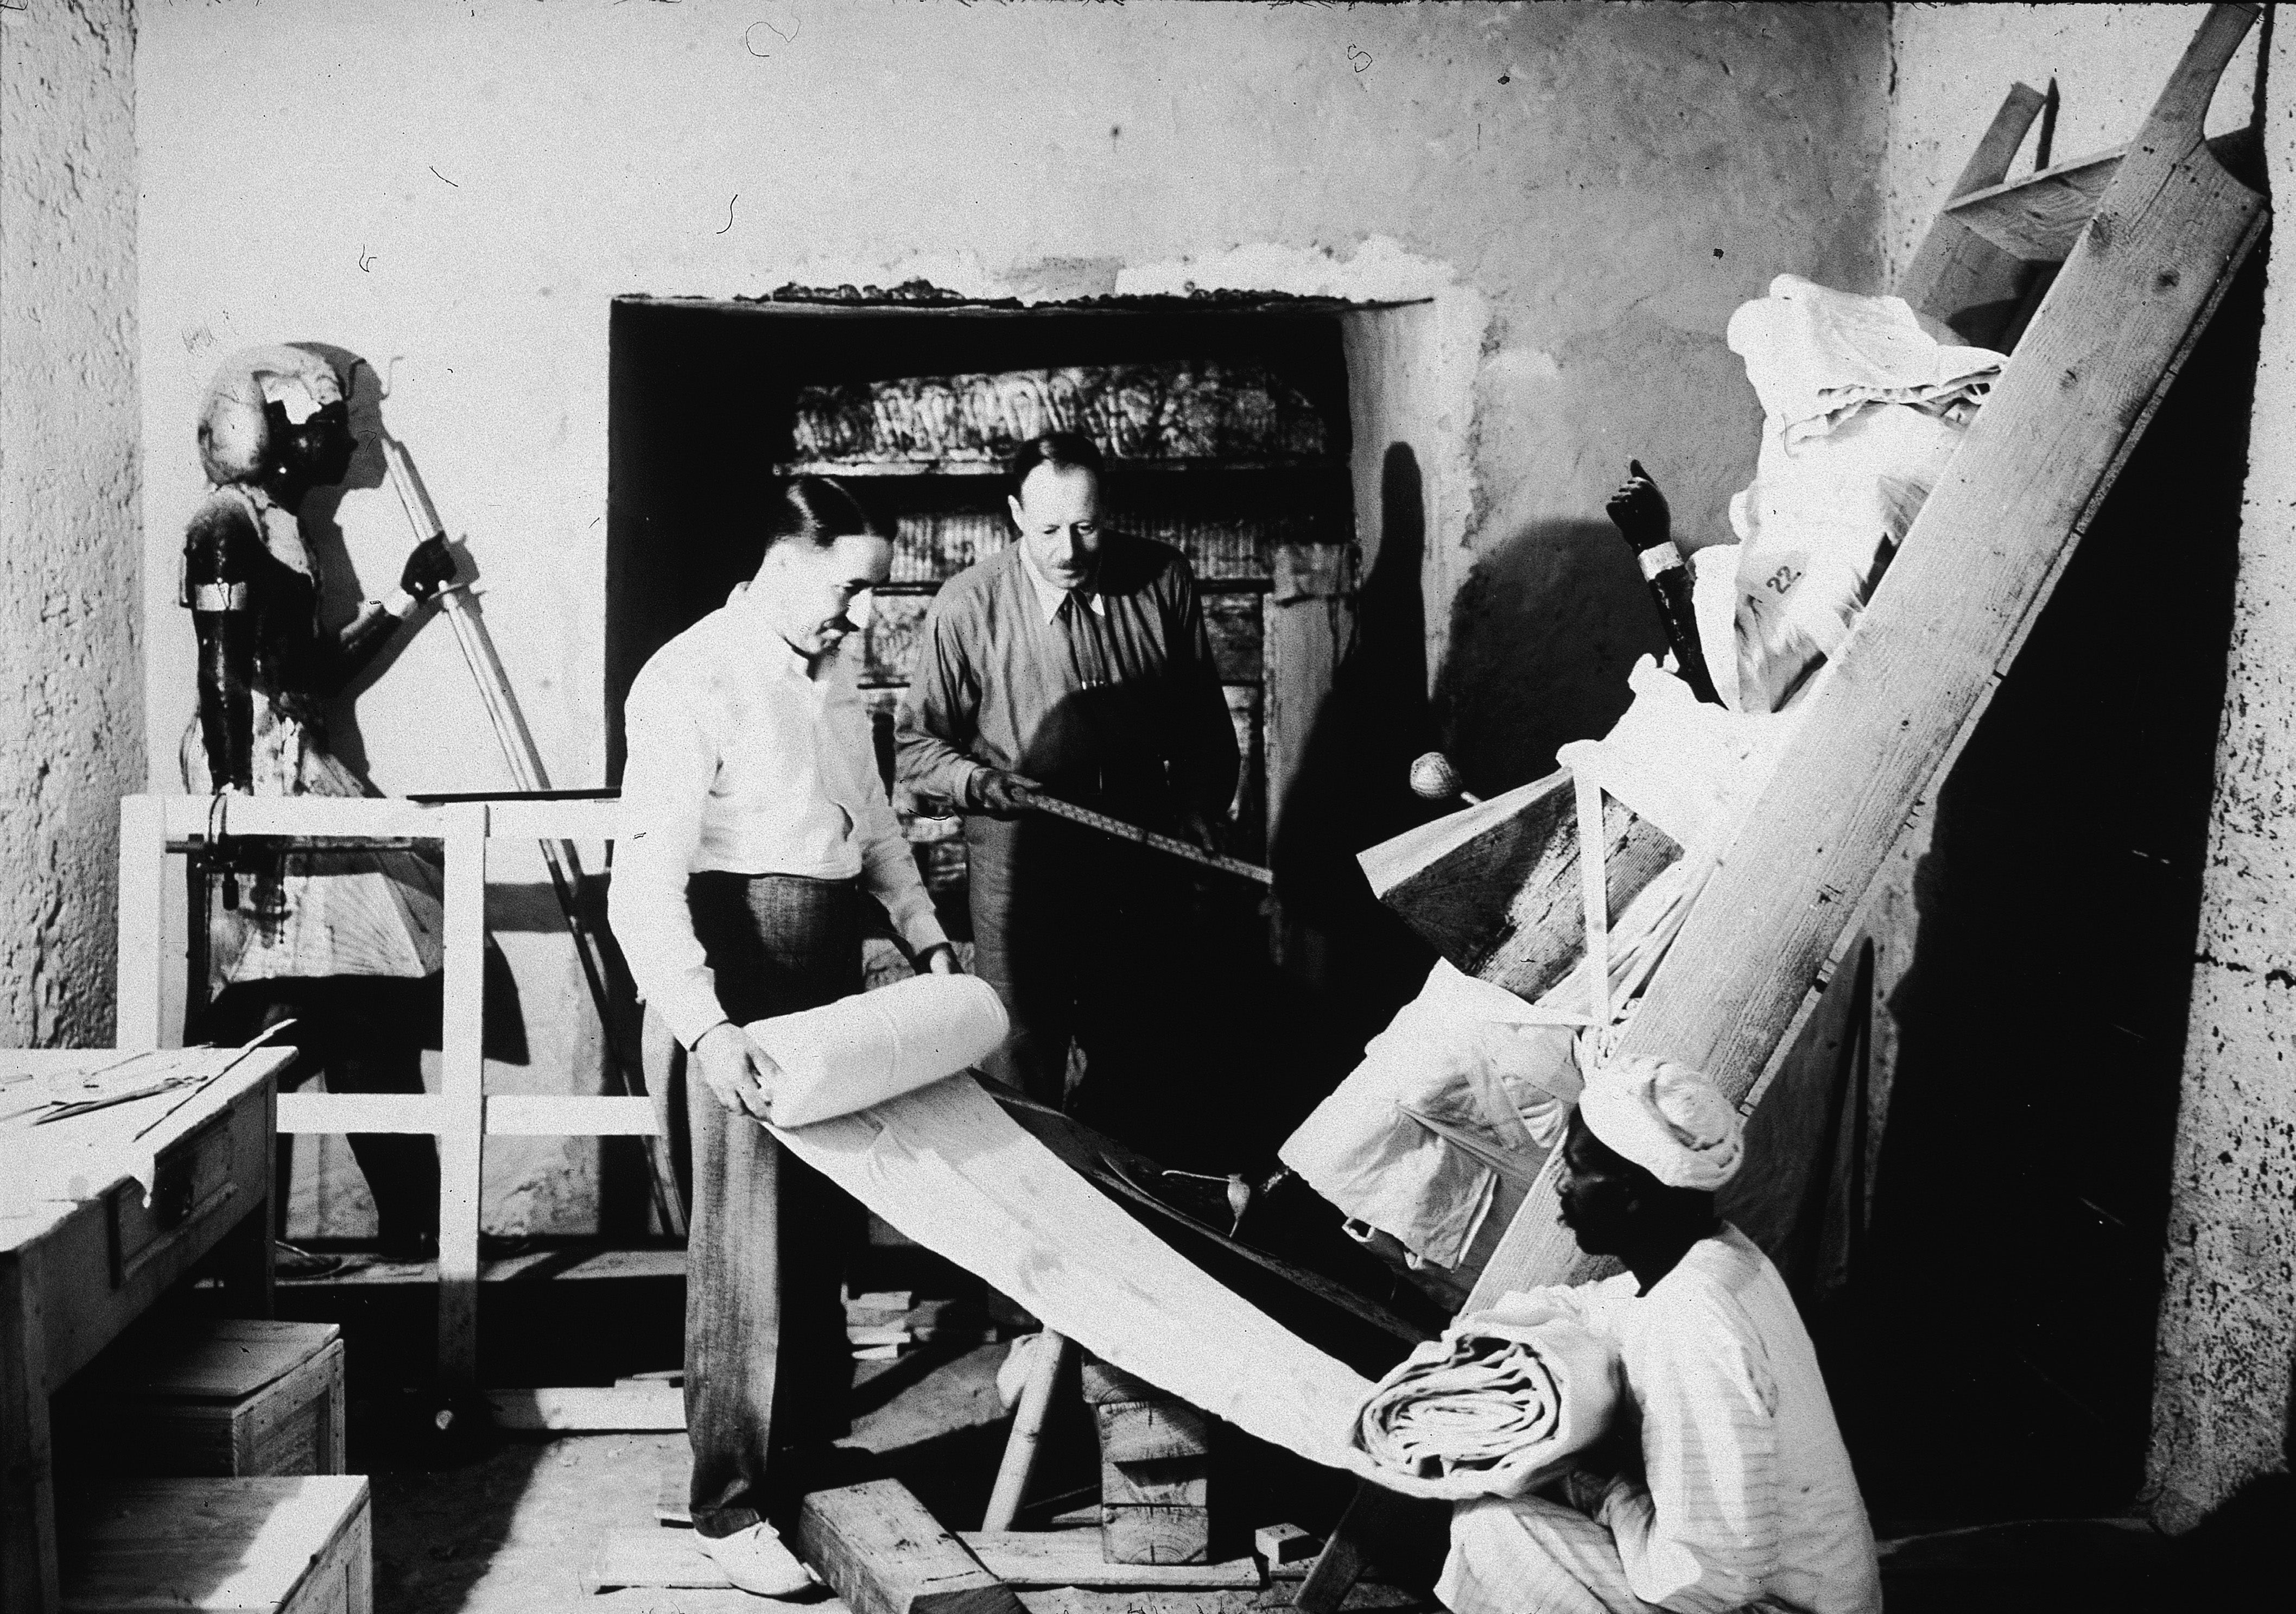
[960,1531,1260,1590]
[796,1480,1028,1614]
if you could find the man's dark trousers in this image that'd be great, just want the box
[657,872,864,1540]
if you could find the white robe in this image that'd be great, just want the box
[1436,1225,1880,1614]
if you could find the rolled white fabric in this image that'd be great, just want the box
[1349,1302,1620,1501]
[746,973,1010,1127]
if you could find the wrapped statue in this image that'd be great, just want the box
[180,344,458,1262]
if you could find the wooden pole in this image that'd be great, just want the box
[981,1331,1069,1532]
[381,436,686,1238]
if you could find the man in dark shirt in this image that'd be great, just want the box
[896,432,1238,1140]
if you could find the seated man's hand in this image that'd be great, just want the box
[399,535,459,603]
[1604,459,1671,549]
[1558,1464,1619,1516]
[692,1021,782,1122]
[967,768,1041,819]
[917,942,962,976]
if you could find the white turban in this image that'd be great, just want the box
[1577,1056,1744,1191]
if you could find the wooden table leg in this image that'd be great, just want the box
[2,1246,59,1614]
[213,1077,278,1319]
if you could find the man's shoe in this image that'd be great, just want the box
[699,1523,814,1599]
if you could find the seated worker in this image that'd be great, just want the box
[1438,1060,1881,1614]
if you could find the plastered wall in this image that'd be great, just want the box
[1,0,143,1049]
[132,0,1889,1234]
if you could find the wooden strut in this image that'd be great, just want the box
[380,436,687,1238]
[1019,792,1274,885]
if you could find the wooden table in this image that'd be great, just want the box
[0,1046,288,1614]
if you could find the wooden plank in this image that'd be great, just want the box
[1102,1507,1211,1568]
[1094,1402,1213,1467]
[1946,130,2263,267]
[1897,83,2047,331]
[1,1242,59,1614]
[1361,771,1680,996]
[795,1480,1028,1614]
[1946,148,2122,263]
[1079,1356,1159,1406]
[485,1384,685,1431]
[113,796,167,1053]
[961,1531,1257,1590]
[59,1476,371,1614]
[276,1094,445,1135]
[1102,1460,1209,1510]
[1253,1526,1318,1571]
[435,805,489,1384]
[483,1094,660,1136]
[656,1455,694,1527]
[155,793,449,842]
[91,1316,338,1401]
[581,1529,728,1594]
[1465,1,2270,1311]
[1264,544,1353,856]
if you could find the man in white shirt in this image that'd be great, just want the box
[611,478,954,1598]
[1437,1059,1882,1614]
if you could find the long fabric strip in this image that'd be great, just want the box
[769,1073,1376,1472]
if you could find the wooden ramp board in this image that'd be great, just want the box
[960,1531,1261,1590]
[1462,0,2270,1307]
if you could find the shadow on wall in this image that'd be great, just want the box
[291,341,409,784]
[1270,442,1442,1059]
[1431,516,1664,794]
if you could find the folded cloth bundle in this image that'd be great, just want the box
[1348,1299,1619,1500]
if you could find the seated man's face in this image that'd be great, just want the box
[1556,1113,1642,1258]
[1009,463,1102,591]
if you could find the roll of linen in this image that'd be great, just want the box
[745,973,1011,1128]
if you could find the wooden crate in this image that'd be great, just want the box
[84,1319,345,1478]
[1080,1354,1212,1566]
[60,1476,371,1614]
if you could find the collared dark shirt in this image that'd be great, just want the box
[895,534,1239,824]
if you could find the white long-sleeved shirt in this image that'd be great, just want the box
[610,593,948,1049]
[1438,1224,1881,1614]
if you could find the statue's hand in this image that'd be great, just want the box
[399,535,458,602]
[1604,458,1671,549]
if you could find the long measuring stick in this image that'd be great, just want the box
[1021,793,1273,885]
[380,435,687,1238]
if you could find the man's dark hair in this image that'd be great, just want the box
[1008,431,1105,499]
[769,475,881,550]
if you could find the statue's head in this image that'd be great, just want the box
[198,345,352,490]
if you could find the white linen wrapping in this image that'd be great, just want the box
[1349,1294,1620,1501]
[746,973,1010,1126]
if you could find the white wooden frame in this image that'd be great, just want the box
[116,793,655,1383]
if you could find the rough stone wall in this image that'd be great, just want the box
[2148,17,2296,1534]
[0,0,143,1048]
[131,0,1888,1232]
